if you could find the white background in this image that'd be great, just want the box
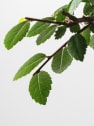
[1,0,94,126]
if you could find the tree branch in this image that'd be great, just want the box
[33,24,89,76]
[33,41,68,76]
[27,11,91,76]
[62,10,78,21]
[25,12,94,28]
[25,17,67,26]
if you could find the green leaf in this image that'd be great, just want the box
[83,3,94,15]
[55,26,66,39]
[36,25,57,45]
[54,5,69,22]
[70,24,80,33]
[90,23,94,33]
[52,47,73,73]
[82,0,94,4]
[4,21,30,50]
[27,17,54,37]
[81,28,90,45]
[89,35,94,49]
[29,71,52,105]
[68,0,81,14]
[13,53,46,80]
[68,34,87,61]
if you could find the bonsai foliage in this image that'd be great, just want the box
[4,0,94,105]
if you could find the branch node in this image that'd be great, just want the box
[62,10,78,21]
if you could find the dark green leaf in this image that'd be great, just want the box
[68,0,81,14]
[90,0,94,4]
[70,24,80,33]
[82,0,89,2]
[52,47,73,73]
[29,71,52,105]
[13,53,46,80]
[55,26,66,39]
[82,0,94,4]
[90,23,94,33]
[89,35,94,49]
[81,28,90,45]
[4,21,30,50]
[36,25,57,45]
[27,17,54,37]
[68,34,87,61]
[83,3,94,15]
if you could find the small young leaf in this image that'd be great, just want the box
[70,24,80,33]
[81,28,90,45]
[19,18,26,23]
[36,25,57,45]
[52,47,73,73]
[29,71,52,105]
[27,17,54,37]
[89,35,94,49]
[13,53,46,80]
[68,0,81,14]
[55,26,66,39]
[4,21,30,50]
[68,34,87,61]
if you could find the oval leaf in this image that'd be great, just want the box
[13,53,46,80]
[68,34,87,61]
[52,47,73,73]
[27,17,54,37]
[4,21,30,50]
[55,26,66,39]
[29,71,52,105]
[36,25,57,45]
[70,24,80,33]
[68,0,81,14]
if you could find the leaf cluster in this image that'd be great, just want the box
[4,0,94,105]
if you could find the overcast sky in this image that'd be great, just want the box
[1,0,94,126]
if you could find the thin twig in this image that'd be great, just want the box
[25,17,67,26]
[77,24,90,34]
[33,24,90,76]
[33,41,68,76]
[62,10,78,21]
[25,12,94,28]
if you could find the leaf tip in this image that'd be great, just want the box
[13,75,18,81]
